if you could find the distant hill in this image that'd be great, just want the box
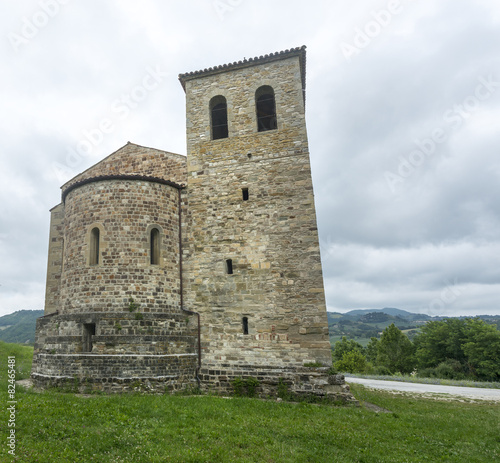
[342,308,434,321]
[327,308,500,346]
[0,310,43,344]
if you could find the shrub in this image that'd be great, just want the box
[334,350,368,373]
[232,377,260,398]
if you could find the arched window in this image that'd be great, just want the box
[210,95,228,140]
[256,86,277,132]
[89,227,100,266]
[150,228,160,265]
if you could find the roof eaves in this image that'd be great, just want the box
[178,45,307,94]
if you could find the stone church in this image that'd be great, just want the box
[31,46,353,400]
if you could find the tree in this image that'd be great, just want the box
[332,336,364,363]
[376,324,415,374]
[413,319,468,369]
[365,337,379,364]
[462,318,500,381]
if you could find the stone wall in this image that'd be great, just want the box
[199,365,356,404]
[60,178,181,314]
[62,142,187,190]
[181,48,332,369]
[32,353,197,393]
[44,203,64,314]
[32,311,198,393]
[33,312,196,354]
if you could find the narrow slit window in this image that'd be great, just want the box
[150,228,160,265]
[83,323,96,352]
[90,227,100,266]
[256,86,277,132]
[242,317,249,335]
[210,95,228,140]
[242,188,249,201]
[226,259,233,275]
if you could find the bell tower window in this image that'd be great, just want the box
[210,95,228,140]
[256,86,277,132]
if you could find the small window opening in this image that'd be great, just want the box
[242,188,249,201]
[242,317,249,335]
[150,228,160,265]
[210,96,228,140]
[226,259,233,275]
[83,323,96,352]
[256,86,277,132]
[90,227,100,266]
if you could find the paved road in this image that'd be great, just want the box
[345,376,500,401]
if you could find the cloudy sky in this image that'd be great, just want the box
[1,0,499,317]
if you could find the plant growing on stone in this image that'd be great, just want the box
[128,297,140,312]
[304,361,323,367]
[245,377,259,398]
[277,378,291,400]
[232,377,245,397]
[232,377,260,397]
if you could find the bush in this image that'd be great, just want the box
[373,365,392,376]
[434,359,469,380]
[334,350,367,373]
[232,377,260,398]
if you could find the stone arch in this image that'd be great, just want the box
[255,85,277,132]
[146,224,165,267]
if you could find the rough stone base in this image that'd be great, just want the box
[31,373,198,394]
[199,364,358,404]
[31,352,198,394]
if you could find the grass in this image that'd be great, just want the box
[1,342,499,462]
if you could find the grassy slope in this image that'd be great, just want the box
[0,310,43,344]
[1,342,499,462]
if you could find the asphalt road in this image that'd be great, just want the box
[345,376,500,401]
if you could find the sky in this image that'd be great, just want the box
[1,0,499,317]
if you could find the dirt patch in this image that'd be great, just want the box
[16,379,34,389]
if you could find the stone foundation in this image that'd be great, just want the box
[31,353,198,393]
[199,364,357,404]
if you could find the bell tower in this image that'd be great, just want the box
[179,46,332,375]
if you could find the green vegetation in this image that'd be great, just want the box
[414,318,500,381]
[327,308,500,346]
[231,377,260,398]
[327,308,429,343]
[0,310,43,344]
[1,342,499,462]
[376,323,414,374]
[0,341,33,380]
[333,318,500,382]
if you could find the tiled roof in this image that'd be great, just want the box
[178,45,307,91]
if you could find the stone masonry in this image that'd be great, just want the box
[32,46,355,402]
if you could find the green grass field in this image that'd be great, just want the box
[2,342,499,462]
